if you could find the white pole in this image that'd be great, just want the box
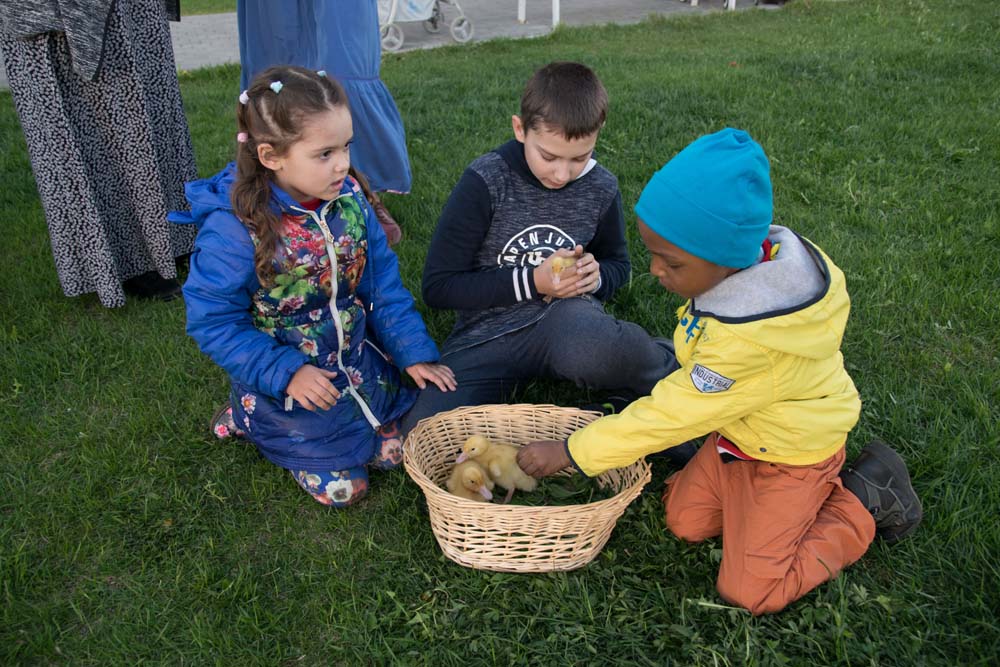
[553,0,560,26]
[518,0,526,23]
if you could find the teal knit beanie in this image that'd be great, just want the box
[635,128,773,269]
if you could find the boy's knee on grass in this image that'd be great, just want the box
[543,308,669,389]
[717,554,799,615]
[663,490,719,543]
[662,470,721,543]
[664,511,717,544]
[716,579,790,616]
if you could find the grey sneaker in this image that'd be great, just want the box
[840,440,922,544]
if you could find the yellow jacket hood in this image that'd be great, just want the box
[689,226,849,360]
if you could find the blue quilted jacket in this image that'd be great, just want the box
[171,164,439,471]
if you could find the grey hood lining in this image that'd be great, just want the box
[690,226,828,322]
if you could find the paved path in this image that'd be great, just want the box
[1,0,758,89]
[170,0,754,72]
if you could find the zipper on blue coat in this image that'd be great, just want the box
[288,197,382,429]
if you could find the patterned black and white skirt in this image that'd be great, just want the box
[0,0,197,307]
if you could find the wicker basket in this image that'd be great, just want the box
[404,404,651,573]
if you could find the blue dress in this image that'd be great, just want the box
[237,0,412,194]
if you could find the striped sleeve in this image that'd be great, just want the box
[511,266,536,302]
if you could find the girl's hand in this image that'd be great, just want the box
[287,366,341,411]
[516,440,573,478]
[406,363,457,392]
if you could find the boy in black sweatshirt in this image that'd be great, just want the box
[401,62,683,451]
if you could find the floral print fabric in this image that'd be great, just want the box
[250,191,368,361]
[292,467,369,508]
[290,420,404,507]
[182,163,440,481]
[224,182,414,472]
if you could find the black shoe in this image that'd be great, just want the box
[123,271,182,301]
[840,440,922,544]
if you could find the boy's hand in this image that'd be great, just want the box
[569,251,601,296]
[517,440,573,478]
[287,365,341,411]
[535,246,586,300]
[406,362,457,392]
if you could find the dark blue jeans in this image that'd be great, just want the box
[402,297,679,434]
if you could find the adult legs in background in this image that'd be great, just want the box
[1,0,197,307]
[238,0,412,195]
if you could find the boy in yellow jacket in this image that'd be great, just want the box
[518,128,922,615]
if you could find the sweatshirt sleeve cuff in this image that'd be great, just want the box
[511,266,537,302]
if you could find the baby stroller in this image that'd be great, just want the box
[378,0,474,52]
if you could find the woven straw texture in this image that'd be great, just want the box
[404,404,651,572]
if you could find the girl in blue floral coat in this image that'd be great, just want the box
[173,66,455,507]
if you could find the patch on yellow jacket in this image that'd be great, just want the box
[690,364,735,393]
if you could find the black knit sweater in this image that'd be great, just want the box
[422,139,630,353]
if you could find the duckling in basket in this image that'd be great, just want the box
[445,460,495,502]
[456,435,538,504]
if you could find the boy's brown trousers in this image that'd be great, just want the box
[663,433,876,615]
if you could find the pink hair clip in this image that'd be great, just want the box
[239,90,249,105]
[236,132,248,143]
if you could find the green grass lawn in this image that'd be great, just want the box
[2,0,999,664]
[182,0,235,16]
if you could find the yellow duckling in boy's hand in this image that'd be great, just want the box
[549,254,577,278]
[446,460,495,502]
[542,253,579,303]
[456,435,538,503]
